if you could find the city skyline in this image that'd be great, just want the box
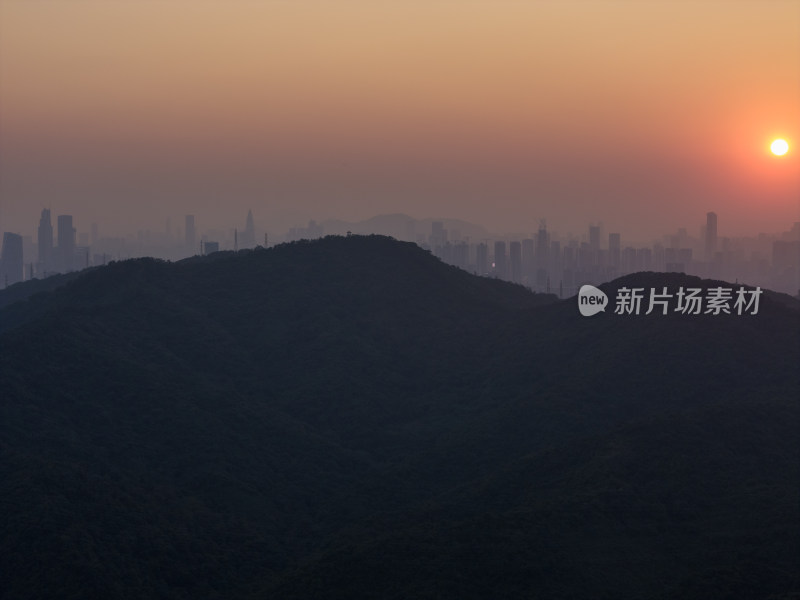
[1,3,798,594]
[3,206,797,297]
[4,203,799,247]
[1,2,798,238]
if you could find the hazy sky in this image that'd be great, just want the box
[1,1,798,239]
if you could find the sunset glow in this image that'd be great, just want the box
[0,2,798,237]
[771,139,789,156]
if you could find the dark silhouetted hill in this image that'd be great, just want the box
[0,268,89,310]
[1,235,797,599]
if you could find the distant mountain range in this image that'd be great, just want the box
[320,213,490,241]
[1,235,798,599]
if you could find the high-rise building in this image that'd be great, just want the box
[494,241,507,279]
[431,221,447,247]
[608,233,621,270]
[705,212,717,260]
[1,232,24,287]
[75,246,90,270]
[589,225,600,254]
[534,222,550,292]
[57,215,75,273]
[562,244,576,295]
[452,241,469,270]
[509,241,522,283]
[241,210,256,249]
[622,246,639,273]
[476,242,488,275]
[37,209,54,276]
[185,215,196,253]
[549,240,562,282]
[636,247,651,271]
[535,221,549,268]
[521,238,535,282]
[403,220,416,242]
[773,240,800,270]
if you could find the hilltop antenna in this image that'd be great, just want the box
[235,228,238,252]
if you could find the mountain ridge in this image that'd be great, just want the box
[1,235,797,599]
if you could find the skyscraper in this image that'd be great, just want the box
[185,215,196,253]
[476,242,488,276]
[521,238,535,283]
[609,233,621,270]
[705,212,717,260]
[1,232,24,287]
[431,221,447,247]
[452,241,468,270]
[509,241,522,283]
[57,215,75,273]
[37,209,53,276]
[589,225,600,255]
[241,210,255,249]
[549,240,561,283]
[534,222,549,292]
[535,221,549,268]
[494,241,507,279]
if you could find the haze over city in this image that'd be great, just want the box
[2,3,800,598]
[1,1,798,239]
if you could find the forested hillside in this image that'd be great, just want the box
[1,236,798,599]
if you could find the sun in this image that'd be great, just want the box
[770,139,789,156]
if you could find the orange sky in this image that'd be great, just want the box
[1,1,798,238]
